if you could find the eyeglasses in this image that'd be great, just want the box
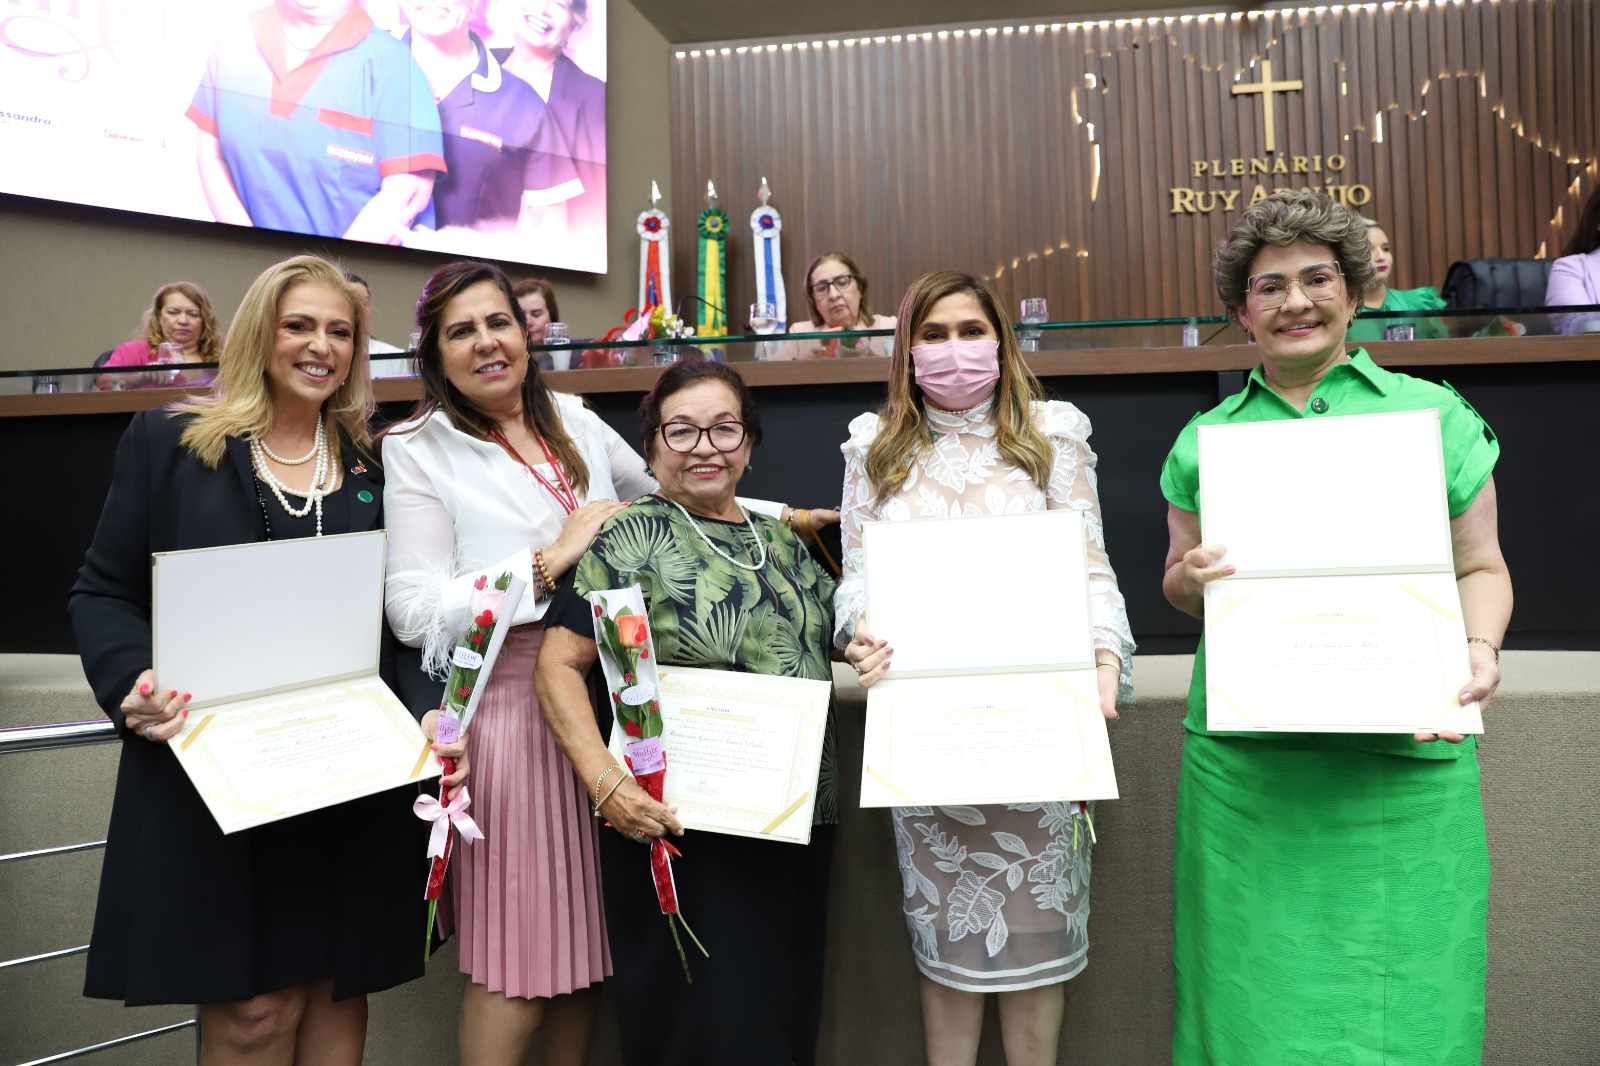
[659,420,747,453]
[1245,263,1345,309]
[809,274,858,298]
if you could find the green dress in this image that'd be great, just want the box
[1160,350,1499,1065]
[1347,285,1449,342]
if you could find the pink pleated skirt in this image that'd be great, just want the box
[441,625,611,998]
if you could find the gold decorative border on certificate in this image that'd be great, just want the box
[865,765,917,803]
[1211,685,1268,729]
[179,713,215,751]
[410,739,434,778]
[1209,589,1255,626]
[760,790,812,835]
[1399,582,1461,623]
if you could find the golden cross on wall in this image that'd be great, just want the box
[1231,60,1304,153]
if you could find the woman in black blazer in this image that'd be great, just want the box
[69,255,460,1064]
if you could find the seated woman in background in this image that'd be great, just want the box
[768,252,895,359]
[535,359,839,1066]
[1345,218,1447,341]
[97,281,222,389]
[1545,183,1600,334]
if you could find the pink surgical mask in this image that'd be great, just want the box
[911,338,1000,410]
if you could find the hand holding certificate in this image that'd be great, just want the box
[154,531,441,833]
[857,510,1119,808]
[1198,410,1483,734]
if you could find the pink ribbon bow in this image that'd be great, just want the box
[413,788,484,858]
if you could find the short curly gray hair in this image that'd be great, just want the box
[1213,190,1376,318]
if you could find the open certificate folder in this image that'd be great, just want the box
[858,510,1118,808]
[1199,409,1482,734]
[154,531,441,833]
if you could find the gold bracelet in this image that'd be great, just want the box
[1466,636,1500,662]
[1096,662,1119,670]
[533,547,556,594]
[593,773,626,816]
[591,763,620,813]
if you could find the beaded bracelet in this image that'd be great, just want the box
[1466,636,1500,662]
[533,547,556,596]
[592,763,620,813]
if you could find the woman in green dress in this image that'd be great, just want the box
[534,359,837,1066]
[1346,217,1448,341]
[1161,190,1512,1064]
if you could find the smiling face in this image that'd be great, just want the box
[437,280,529,419]
[158,291,204,350]
[809,257,863,329]
[401,0,470,41]
[266,283,355,416]
[518,289,550,345]
[516,0,578,52]
[649,380,752,518]
[1235,240,1358,373]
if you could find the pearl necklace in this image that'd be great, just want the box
[666,498,767,571]
[257,433,318,466]
[250,416,329,537]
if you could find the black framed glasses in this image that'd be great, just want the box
[1245,263,1345,309]
[659,420,747,453]
[809,274,858,297]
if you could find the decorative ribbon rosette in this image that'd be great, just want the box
[589,584,708,980]
[636,180,673,315]
[696,180,730,338]
[414,570,525,957]
[749,177,787,325]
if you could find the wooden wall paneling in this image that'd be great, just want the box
[1457,10,1484,268]
[1498,0,1522,257]
[1419,5,1446,287]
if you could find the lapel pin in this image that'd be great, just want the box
[357,490,374,504]
[350,461,367,475]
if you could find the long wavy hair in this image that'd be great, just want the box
[1563,183,1600,257]
[174,256,372,470]
[385,261,590,496]
[139,281,222,361]
[864,271,1052,502]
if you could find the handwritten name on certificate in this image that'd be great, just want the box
[608,667,831,845]
[860,672,1117,808]
[171,678,438,834]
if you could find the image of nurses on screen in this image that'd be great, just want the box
[0,0,608,272]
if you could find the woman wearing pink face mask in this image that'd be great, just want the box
[835,272,1134,1066]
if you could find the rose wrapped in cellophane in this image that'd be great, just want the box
[590,584,707,980]
[414,570,525,957]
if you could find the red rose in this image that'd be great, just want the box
[623,720,643,737]
[623,673,635,685]
[617,614,650,648]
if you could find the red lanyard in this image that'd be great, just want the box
[488,427,578,515]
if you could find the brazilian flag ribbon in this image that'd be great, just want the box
[696,208,730,336]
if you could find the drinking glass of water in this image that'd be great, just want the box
[543,322,573,370]
[1019,298,1048,352]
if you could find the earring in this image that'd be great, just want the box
[644,467,654,478]
[746,463,754,473]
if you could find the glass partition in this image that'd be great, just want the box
[4,306,1596,393]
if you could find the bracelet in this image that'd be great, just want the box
[533,547,555,595]
[1096,662,1120,670]
[593,773,627,817]
[591,763,620,813]
[1466,636,1500,662]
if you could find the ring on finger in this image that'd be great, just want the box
[632,829,648,844]
[142,725,155,740]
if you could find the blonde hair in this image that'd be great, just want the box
[140,281,222,361]
[864,272,1052,502]
[174,255,373,469]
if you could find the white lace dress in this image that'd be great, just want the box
[835,397,1136,993]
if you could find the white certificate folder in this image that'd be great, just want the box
[1198,409,1482,734]
[859,510,1118,807]
[153,531,440,834]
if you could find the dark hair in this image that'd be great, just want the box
[386,261,589,494]
[638,360,763,463]
[1213,189,1376,317]
[512,277,560,323]
[1563,184,1600,258]
[343,270,370,293]
[803,251,874,327]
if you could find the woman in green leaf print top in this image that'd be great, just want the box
[534,358,838,1066]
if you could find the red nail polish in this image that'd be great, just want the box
[182,692,192,702]
[139,683,151,695]
[182,709,189,718]
[168,690,177,699]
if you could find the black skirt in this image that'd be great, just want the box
[84,737,427,1005]
[600,824,835,1066]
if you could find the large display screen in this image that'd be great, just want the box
[0,0,607,271]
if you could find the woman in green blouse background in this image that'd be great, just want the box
[534,359,837,1066]
[1346,217,1449,341]
[1162,190,1511,1065]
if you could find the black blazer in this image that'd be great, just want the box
[69,408,386,728]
